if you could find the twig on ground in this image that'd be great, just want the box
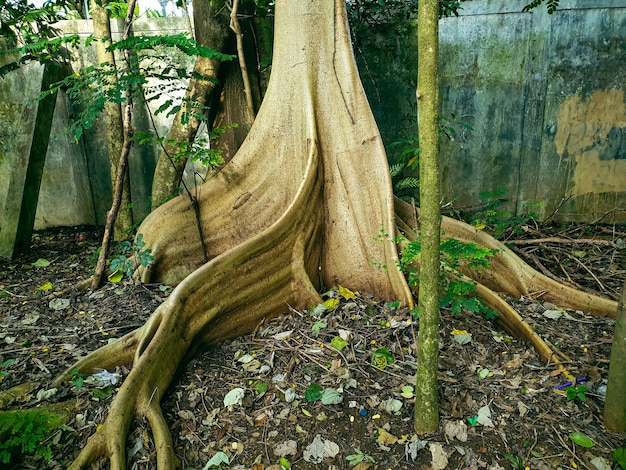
[508,237,618,247]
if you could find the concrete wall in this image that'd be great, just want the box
[0,17,193,232]
[360,0,626,222]
[1,0,624,232]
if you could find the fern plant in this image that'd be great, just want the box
[389,112,472,202]
[0,409,63,464]
[396,234,498,320]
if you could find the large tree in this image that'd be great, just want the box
[50,0,616,468]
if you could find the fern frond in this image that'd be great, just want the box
[110,34,236,62]
[394,177,420,192]
[389,162,404,178]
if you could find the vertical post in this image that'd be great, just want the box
[0,63,61,259]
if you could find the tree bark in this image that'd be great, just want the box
[65,2,412,466]
[150,0,231,209]
[604,278,626,431]
[91,0,134,239]
[414,0,441,434]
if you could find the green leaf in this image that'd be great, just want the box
[254,381,268,395]
[107,268,124,283]
[467,415,478,426]
[569,432,595,448]
[320,388,343,405]
[312,321,327,332]
[330,336,348,351]
[279,456,291,469]
[304,383,323,403]
[613,448,626,469]
[203,451,230,469]
[478,368,490,379]
[371,347,394,369]
[401,385,414,398]
[92,386,115,399]
[32,258,50,267]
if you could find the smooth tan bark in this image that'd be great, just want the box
[414,0,441,434]
[64,2,412,468]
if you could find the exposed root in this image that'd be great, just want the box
[395,198,617,318]
[53,327,143,386]
[66,111,325,469]
[395,197,616,379]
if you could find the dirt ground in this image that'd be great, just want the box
[0,221,625,470]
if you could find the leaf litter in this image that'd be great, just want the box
[0,224,624,469]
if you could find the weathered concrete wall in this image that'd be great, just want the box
[0,17,193,234]
[360,0,626,222]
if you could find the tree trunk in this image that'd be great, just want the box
[64,2,412,467]
[604,278,626,431]
[414,0,441,434]
[91,0,134,239]
[150,0,231,209]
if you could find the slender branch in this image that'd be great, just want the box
[230,0,255,117]
[91,0,138,290]
[509,237,618,247]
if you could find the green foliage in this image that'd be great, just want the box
[564,384,588,402]
[0,359,15,384]
[469,188,543,239]
[102,1,139,19]
[346,448,375,467]
[39,32,235,142]
[371,347,394,369]
[165,123,238,167]
[110,33,235,61]
[69,368,84,388]
[347,0,470,50]
[614,447,626,469]
[108,233,154,281]
[0,409,63,464]
[397,235,498,320]
[503,453,526,470]
[522,0,560,14]
[390,113,472,202]
[304,384,323,403]
[0,0,83,76]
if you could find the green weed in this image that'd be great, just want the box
[469,188,543,239]
[346,448,375,467]
[0,359,14,384]
[0,409,63,464]
[564,384,588,402]
[108,233,154,282]
[396,234,498,320]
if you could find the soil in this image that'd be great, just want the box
[0,222,625,470]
